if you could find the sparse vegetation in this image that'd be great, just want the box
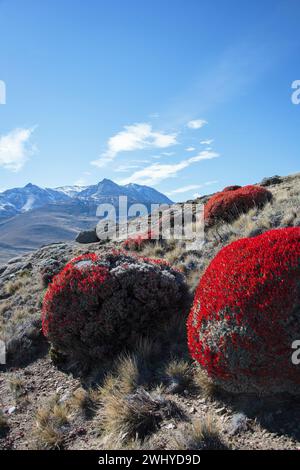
[70,387,95,417]
[0,173,299,450]
[8,375,25,400]
[163,359,194,393]
[173,414,228,450]
[0,410,8,436]
[33,395,70,449]
[100,387,179,444]
[5,278,27,296]
[193,368,217,399]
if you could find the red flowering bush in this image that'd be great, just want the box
[187,228,300,395]
[42,252,187,363]
[122,230,157,251]
[204,184,272,225]
[222,185,241,192]
[39,258,67,287]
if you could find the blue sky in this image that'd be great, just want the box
[0,0,299,201]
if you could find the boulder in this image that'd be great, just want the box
[260,175,282,186]
[75,228,99,244]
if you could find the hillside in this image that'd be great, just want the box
[0,180,172,264]
[0,172,299,451]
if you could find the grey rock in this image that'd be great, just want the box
[39,257,65,285]
[260,175,282,187]
[227,413,249,436]
[0,265,7,275]
[59,391,71,403]
[5,314,47,367]
[247,227,264,238]
[7,406,16,415]
[7,256,24,265]
[2,261,32,279]
[166,379,182,394]
[76,228,99,244]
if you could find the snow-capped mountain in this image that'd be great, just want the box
[0,183,70,218]
[54,185,89,198]
[0,179,172,219]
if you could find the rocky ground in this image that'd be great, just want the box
[0,172,299,450]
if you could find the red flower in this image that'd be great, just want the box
[187,227,300,395]
[42,251,187,363]
[122,229,157,251]
[204,184,272,225]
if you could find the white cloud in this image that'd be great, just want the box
[167,180,218,196]
[120,150,219,186]
[129,159,151,163]
[115,164,142,173]
[200,139,214,145]
[0,127,36,171]
[187,150,219,163]
[161,151,175,156]
[166,184,202,195]
[91,123,178,168]
[187,119,207,129]
[185,146,195,152]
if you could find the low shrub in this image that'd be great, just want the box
[122,230,156,251]
[42,252,187,363]
[204,184,272,225]
[187,227,300,395]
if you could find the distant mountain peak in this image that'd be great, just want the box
[0,179,172,219]
[100,178,114,183]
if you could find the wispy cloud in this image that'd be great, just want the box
[161,151,175,156]
[200,139,214,145]
[167,180,218,196]
[166,184,202,195]
[187,119,207,129]
[120,150,219,186]
[91,123,178,168]
[185,146,196,152]
[0,127,36,172]
[115,164,142,173]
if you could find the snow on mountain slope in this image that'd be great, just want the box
[0,179,173,219]
[55,185,88,198]
[0,183,71,218]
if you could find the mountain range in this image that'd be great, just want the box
[0,179,172,263]
[0,179,172,219]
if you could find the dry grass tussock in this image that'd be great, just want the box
[193,367,217,399]
[172,413,229,450]
[99,387,180,445]
[33,394,70,449]
[162,359,195,393]
[0,410,8,435]
[96,345,185,447]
